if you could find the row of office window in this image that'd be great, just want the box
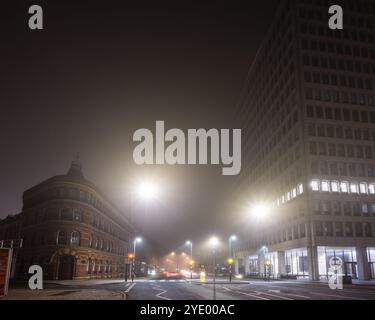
[57,230,81,246]
[305,87,375,107]
[299,19,375,43]
[299,0,375,25]
[314,221,373,238]
[55,230,125,255]
[307,123,375,141]
[309,141,374,159]
[248,225,308,249]
[302,54,375,75]
[311,161,375,178]
[87,259,122,275]
[273,184,304,208]
[306,105,375,123]
[310,180,375,195]
[301,37,375,59]
[313,199,375,217]
[23,207,83,226]
[304,71,374,91]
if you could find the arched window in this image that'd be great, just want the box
[70,231,80,246]
[73,208,82,221]
[57,231,67,245]
[60,208,73,220]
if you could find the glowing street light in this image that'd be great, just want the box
[209,236,219,249]
[136,181,158,200]
[250,203,270,221]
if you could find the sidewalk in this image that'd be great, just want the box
[45,279,126,286]
[3,288,125,300]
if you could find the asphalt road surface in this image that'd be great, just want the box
[124,278,375,300]
[5,276,375,300]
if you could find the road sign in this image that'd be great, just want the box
[200,271,206,282]
[0,248,12,297]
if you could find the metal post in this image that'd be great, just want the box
[213,249,216,300]
[190,242,193,279]
[132,240,136,282]
[229,238,232,282]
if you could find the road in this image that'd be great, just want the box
[4,276,375,300]
[124,277,375,300]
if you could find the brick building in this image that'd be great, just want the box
[0,161,135,280]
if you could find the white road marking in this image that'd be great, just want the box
[269,290,281,293]
[152,285,172,300]
[124,283,136,293]
[221,286,232,292]
[309,291,367,300]
[254,291,294,300]
[287,293,311,299]
[236,290,270,300]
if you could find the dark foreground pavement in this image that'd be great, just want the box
[3,277,375,300]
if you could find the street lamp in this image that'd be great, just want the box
[136,181,158,200]
[185,240,193,279]
[209,236,219,300]
[262,245,269,281]
[228,235,237,282]
[131,237,142,282]
[250,204,270,221]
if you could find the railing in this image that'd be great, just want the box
[0,239,23,249]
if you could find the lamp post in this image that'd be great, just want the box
[209,236,219,300]
[262,245,268,281]
[250,204,271,279]
[132,237,142,282]
[228,235,237,282]
[186,241,193,279]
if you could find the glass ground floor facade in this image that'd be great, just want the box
[237,246,375,280]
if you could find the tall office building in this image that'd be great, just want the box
[234,0,375,280]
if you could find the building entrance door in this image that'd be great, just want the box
[58,256,75,280]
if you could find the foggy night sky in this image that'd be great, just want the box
[1,1,279,257]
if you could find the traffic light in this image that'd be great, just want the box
[128,253,134,260]
[227,258,234,265]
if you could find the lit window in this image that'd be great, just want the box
[71,231,80,246]
[331,181,339,193]
[287,192,291,201]
[359,183,368,194]
[311,180,320,191]
[369,184,375,195]
[298,184,304,195]
[340,182,349,193]
[350,183,358,194]
[292,188,297,198]
[73,209,82,221]
[57,231,67,245]
[321,181,330,192]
